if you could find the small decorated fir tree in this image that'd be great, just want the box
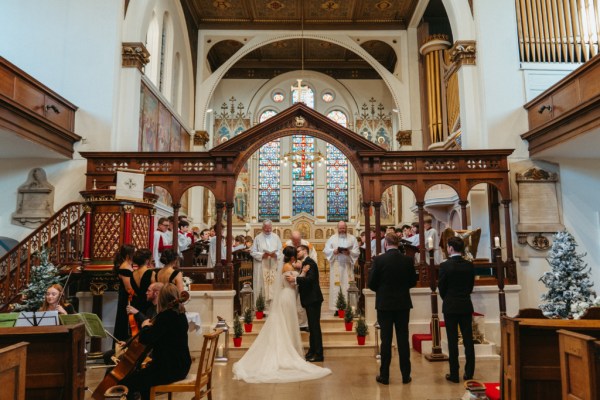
[336,289,347,311]
[344,304,354,323]
[355,315,369,336]
[539,230,595,318]
[243,307,253,324]
[13,249,65,312]
[255,290,265,312]
[233,313,243,338]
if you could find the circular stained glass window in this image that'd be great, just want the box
[272,92,285,103]
[322,92,334,103]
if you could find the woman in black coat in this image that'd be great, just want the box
[121,283,191,400]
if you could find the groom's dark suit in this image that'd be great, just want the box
[296,256,324,360]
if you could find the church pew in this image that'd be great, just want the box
[557,329,600,400]
[0,324,85,400]
[0,342,28,400]
[501,315,600,400]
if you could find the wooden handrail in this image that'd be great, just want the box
[0,202,84,310]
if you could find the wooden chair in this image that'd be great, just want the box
[149,329,221,400]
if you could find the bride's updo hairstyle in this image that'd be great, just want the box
[283,246,297,263]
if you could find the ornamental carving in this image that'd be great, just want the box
[516,167,558,182]
[122,42,150,71]
[448,40,476,67]
[396,130,412,146]
[194,130,210,146]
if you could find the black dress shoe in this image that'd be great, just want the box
[445,374,460,383]
[299,326,310,332]
[402,377,412,384]
[305,352,314,360]
[375,375,389,385]
[463,375,473,380]
[307,355,324,362]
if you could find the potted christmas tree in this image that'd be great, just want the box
[336,290,347,319]
[233,313,243,347]
[539,230,595,318]
[255,291,265,320]
[343,304,354,331]
[355,315,369,345]
[243,307,253,332]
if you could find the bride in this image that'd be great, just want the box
[232,246,331,383]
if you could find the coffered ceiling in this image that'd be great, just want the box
[182,0,419,30]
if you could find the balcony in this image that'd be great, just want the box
[0,57,80,158]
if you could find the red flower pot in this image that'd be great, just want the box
[338,309,345,319]
[244,323,253,333]
[344,322,353,331]
[255,311,264,320]
[357,335,366,345]
[233,337,242,347]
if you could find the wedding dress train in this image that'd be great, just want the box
[232,270,331,383]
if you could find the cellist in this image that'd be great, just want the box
[119,283,191,400]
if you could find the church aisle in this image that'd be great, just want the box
[85,351,500,399]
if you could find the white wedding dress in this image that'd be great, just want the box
[232,268,332,383]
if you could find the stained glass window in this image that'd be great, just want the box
[327,110,347,127]
[291,135,315,216]
[326,111,348,221]
[292,85,314,108]
[322,92,334,102]
[258,140,280,221]
[259,110,277,123]
[272,92,285,103]
[326,143,348,222]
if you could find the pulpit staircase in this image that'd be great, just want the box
[0,202,85,311]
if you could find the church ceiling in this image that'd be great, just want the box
[182,0,418,30]
[185,0,409,79]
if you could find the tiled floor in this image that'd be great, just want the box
[86,350,500,400]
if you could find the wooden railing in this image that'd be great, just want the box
[516,0,600,63]
[0,202,85,310]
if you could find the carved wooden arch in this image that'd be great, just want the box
[212,103,383,184]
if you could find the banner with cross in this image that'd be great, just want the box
[115,168,145,201]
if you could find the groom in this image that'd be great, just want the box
[286,244,324,362]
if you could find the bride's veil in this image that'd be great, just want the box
[268,250,285,310]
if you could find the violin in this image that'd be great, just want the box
[127,289,140,337]
[92,291,190,400]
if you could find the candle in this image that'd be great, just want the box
[245,223,251,231]
[494,236,501,248]
[427,236,434,249]
[217,344,224,358]
[355,221,361,230]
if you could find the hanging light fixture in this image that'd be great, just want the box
[281,0,324,168]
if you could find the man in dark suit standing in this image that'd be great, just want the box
[289,244,324,362]
[368,233,417,385]
[439,236,475,383]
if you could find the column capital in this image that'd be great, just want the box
[122,42,150,71]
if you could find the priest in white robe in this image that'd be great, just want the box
[250,220,282,306]
[323,221,360,312]
[424,217,442,264]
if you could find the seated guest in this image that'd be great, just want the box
[155,249,184,293]
[120,284,191,400]
[127,282,164,328]
[39,283,75,315]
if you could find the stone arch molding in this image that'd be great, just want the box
[196,33,408,131]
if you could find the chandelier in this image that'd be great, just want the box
[280,148,325,169]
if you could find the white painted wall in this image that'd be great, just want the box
[0,0,123,240]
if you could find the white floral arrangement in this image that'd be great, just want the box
[571,296,600,319]
[182,276,193,292]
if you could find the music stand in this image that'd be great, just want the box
[15,311,59,327]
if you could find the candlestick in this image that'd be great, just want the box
[494,236,501,248]
[217,344,224,358]
[427,236,434,249]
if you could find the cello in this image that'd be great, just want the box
[127,289,139,337]
[91,291,190,400]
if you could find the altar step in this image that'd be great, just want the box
[227,315,376,359]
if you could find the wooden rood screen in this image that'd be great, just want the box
[81,103,515,292]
